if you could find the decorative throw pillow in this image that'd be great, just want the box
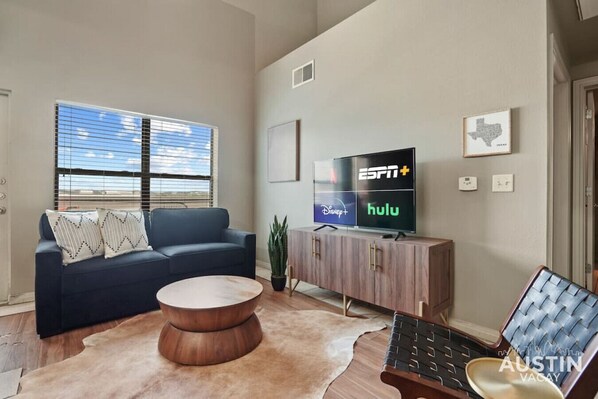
[97,209,151,258]
[45,210,105,265]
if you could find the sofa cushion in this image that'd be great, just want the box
[98,209,151,258]
[150,208,229,248]
[62,250,169,295]
[40,211,151,243]
[45,210,105,264]
[157,242,245,275]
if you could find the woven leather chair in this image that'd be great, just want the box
[381,266,598,399]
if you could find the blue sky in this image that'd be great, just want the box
[57,104,211,192]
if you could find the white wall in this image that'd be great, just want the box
[317,0,375,34]
[222,0,318,71]
[255,0,548,330]
[0,0,255,295]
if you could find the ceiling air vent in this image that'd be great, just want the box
[292,60,315,89]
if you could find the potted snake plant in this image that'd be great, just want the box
[268,215,288,291]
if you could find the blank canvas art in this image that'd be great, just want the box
[268,120,300,182]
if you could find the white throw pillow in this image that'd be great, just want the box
[97,209,151,258]
[45,210,105,265]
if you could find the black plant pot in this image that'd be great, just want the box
[271,275,287,292]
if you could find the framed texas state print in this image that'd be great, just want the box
[462,109,511,157]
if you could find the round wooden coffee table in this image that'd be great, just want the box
[156,275,263,366]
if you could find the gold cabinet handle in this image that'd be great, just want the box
[312,236,316,257]
[315,238,320,259]
[373,243,378,271]
[368,243,373,271]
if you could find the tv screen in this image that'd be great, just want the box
[313,148,415,232]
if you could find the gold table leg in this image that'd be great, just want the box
[343,294,353,316]
[287,265,300,297]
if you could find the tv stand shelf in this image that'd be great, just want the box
[288,227,453,321]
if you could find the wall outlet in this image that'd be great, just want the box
[459,176,477,191]
[492,174,514,192]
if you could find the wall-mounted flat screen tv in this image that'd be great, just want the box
[313,148,416,233]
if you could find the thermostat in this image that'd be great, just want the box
[459,176,477,191]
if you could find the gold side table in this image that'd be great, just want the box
[465,357,564,399]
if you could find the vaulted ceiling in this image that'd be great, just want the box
[551,0,598,65]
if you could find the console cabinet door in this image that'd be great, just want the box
[374,241,415,313]
[289,230,317,285]
[342,236,375,303]
[315,233,343,293]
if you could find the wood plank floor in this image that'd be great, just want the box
[0,277,399,398]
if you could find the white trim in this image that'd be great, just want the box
[0,89,11,304]
[0,301,35,317]
[8,291,35,305]
[256,259,270,271]
[55,100,218,130]
[547,35,572,277]
[572,76,598,286]
[256,260,500,343]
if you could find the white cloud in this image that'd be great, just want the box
[86,151,115,160]
[118,114,139,137]
[150,146,208,174]
[77,128,90,140]
[126,158,141,165]
[99,112,107,120]
[120,115,137,132]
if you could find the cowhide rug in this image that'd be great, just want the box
[18,309,386,398]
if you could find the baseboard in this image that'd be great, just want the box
[0,300,35,317]
[256,260,270,270]
[449,318,500,344]
[257,260,499,343]
[8,291,35,305]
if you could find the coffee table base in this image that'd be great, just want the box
[158,313,263,366]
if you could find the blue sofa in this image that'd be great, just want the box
[35,208,256,338]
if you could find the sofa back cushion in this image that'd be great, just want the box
[40,211,151,243]
[150,208,229,248]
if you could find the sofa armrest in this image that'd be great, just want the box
[222,229,256,279]
[35,239,63,338]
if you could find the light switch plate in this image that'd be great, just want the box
[492,174,514,192]
[459,176,477,191]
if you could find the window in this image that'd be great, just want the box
[55,102,215,211]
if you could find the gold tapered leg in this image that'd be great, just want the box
[343,295,353,316]
[287,265,300,297]
[288,265,292,297]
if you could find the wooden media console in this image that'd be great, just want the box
[288,227,453,321]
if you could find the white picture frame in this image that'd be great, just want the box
[268,120,300,182]
[463,109,511,158]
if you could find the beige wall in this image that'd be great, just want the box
[317,0,375,34]
[572,59,598,80]
[0,0,255,296]
[255,0,548,330]
[222,0,318,71]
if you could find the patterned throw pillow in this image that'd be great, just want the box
[97,209,151,258]
[45,210,105,265]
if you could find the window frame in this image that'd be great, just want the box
[54,102,216,211]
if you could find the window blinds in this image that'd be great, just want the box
[55,102,214,211]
